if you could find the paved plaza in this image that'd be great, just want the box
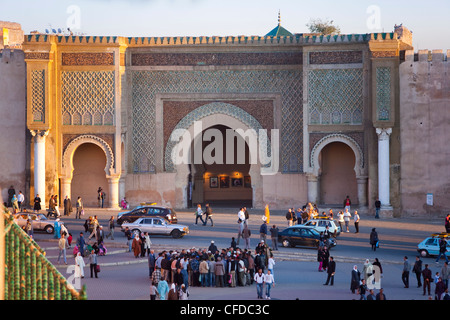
[31,207,449,301]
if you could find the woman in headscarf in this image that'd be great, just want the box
[75,252,85,279]
[168,283,179,300]
[363,259,373,282]
[131,234,142,258]
[54,218,61,239]
[350,265,361,294]
[179,284,189,300]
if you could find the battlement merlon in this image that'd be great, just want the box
[21,26,414,49]
[403,49,450,63]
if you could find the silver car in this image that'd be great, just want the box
[13,213,63,234]
[121,217,189,239]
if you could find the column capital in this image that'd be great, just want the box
[30,129,49,142]
[376,127,392,140]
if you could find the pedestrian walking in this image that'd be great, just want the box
[354,210,360,233]
[57,233,68,265]
[376,288,387,300]
[254,269,265,299]
[124,227,133,252]
[270,225,279,251]
[343,195,351,212]
[33,194,42,213]
[203,203,214,226]
[343,209,351,232]
[89,250,98,278]
[422,263,432,296]
[74,252,85,279]
[375,198,381,219]
[63,195,73,216]
[445,214,450,233]
[157,279,169,300]
[24,218,33,237]
[436,237,449,264]
[323,256,336,286]
[350,265,361,294]
[370,228,379,251]
[106,216,115,240]
[402,256,410,288]
[242,224,251,250]
[259,220,268,243]
[435,277,446,300]
[359,279,368,300]
[264,270,275,299]
[75,196,83,219]
[195,204,205,225]
[150,281,157,300]
[132,235,142,258]
[413,256,423,288]
[17,191,24,212]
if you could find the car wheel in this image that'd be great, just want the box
[44,225,54,234]
[420,250,429,258]
[282,239,292,248]
[171,229,182,239]
[131,229,141,237]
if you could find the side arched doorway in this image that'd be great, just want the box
[60,135,120,208]
[319,142,357,206]
[308,134,367,207]
[71,143,109,207]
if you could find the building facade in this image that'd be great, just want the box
[7,20,447,217]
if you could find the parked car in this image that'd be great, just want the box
[278,225,337,249]
[117,205,178,225]
[121,217,189,239]
[12,213,63,234]
[302,217,341,237]
[417,233,450,258]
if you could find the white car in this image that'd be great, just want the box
[13,213,63,234]
[121,217,189,239]
[302,217,341,237]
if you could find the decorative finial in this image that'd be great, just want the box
[278,10,281,26]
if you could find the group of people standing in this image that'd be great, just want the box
[409,251,450,300]
[147,240,276,300]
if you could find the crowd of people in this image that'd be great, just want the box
[146,239,276,300]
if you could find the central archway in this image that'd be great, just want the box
[166,103,266,209]
[190,124,253,207]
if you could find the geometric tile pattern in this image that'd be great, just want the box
[131,69,303,173]
[376,67,391,121]
[308,68,363,125]
[61,71,115,126]
[31,70,45,122]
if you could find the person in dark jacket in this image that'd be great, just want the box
[413,256,423,288]
[323,256,336,286]
[422,264,432,296]
[370,228,379,251]
[351,265,361,294]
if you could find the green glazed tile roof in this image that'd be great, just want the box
[265,24,293,37]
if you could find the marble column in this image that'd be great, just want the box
[307,173,319,204]
[30,130,49,209]
[376,128,392,208]
[356,176,368,206]
[107,176,121,209]
[60,178,72,202]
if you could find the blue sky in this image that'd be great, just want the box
[1,0,447,50]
